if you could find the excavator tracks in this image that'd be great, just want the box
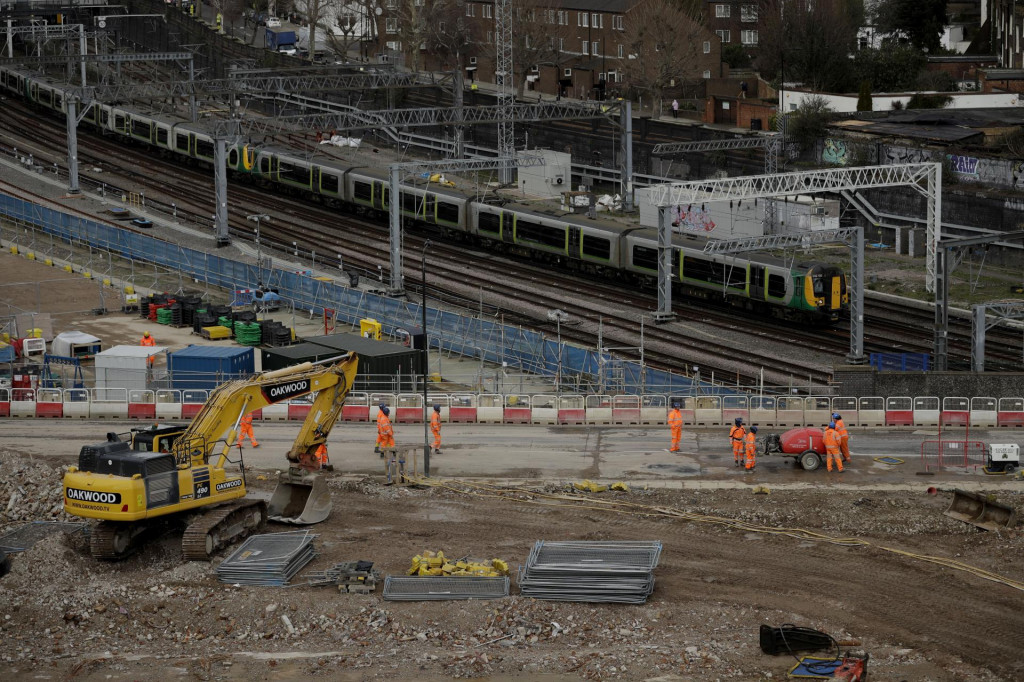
[181,499,268,561]
[90,521,159,560]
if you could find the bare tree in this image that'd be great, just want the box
[619,0,708,115]
[756,0,861,92]
[293,0,337,59]
[324,0,375,60]
[503,0,569,98]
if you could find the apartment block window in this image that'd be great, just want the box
[546,9,554,23]
[559,37,564,51]
[465,4,474,17]
[741,4,758,21]
[385,17,398,33]
[486,30,492,43]
[715,4,730,18]
[613,15,623,30]
[470,56,477,64]
[387,41,401,51]
[703,70,711,79]
[741,30,758,45]
[578,12,588,27]
[531,64,539,72]
[385,0,397,7]
[582,40,589,55]
[617,43,623,58]
[564,68,572,77]
[558,10,568,25]
[703,40,711,54]
[716,29,731,43]
[592,13,602,28]
[483,5,492,18]
[593,41,599,55]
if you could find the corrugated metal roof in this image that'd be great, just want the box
[840,121,983,143]
[172,344,253,358]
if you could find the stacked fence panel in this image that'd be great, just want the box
[216,531,317,586]
[517,540,662,604]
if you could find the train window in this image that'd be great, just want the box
[114,114,126,131]
[582,235,610,260]
[515,219,565,249]
[401,191,421,214]
[279,161,308,184]
[767,273,787,298]
[437,200,460,224]
[259,156,270,173]
[54,93,63,109]
[811,274,824,296]
[131,119,151,139]
[322,173,340,194]
[353,180,372,201]
[156,127,168,145]
[176,133,189,152]
[196,138,214,159]
[632,245,658,271]
[100,109,109,126]
[228,148,239,167]
[683,256,746,287]
[478,211,501,234]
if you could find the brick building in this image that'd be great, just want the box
[703,0,761,59]
[372,0,721,100]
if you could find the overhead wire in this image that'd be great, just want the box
[409,476,1024,593]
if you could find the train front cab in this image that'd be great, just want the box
[804,264,847,319]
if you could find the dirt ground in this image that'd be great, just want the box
[1,446,1024,682]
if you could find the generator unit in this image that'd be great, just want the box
[986,444,1020,473]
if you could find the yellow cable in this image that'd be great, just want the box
[408,476,1024,593]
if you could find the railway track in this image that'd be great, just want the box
[1,95,1018,390]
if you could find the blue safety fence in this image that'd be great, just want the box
[0,192,728,395]
[869,353,930,372]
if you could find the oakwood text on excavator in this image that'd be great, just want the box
[61,354,359,560]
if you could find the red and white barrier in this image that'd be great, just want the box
[940,396,969,426]
[503,395,532,424]
[997,398,1024,427]
[969,397,997,427]
[885,396,913,426]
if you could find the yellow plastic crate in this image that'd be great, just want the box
[201,325,232,340]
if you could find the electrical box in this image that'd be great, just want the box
[988,444,1020,463]
[360,318,382,340]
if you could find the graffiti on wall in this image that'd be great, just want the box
[672,205,716,233]
[947,154,979,176]
[1011,161,1024,190]
[822,138,849,165]
[884,146,932,165]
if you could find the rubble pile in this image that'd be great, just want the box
[0,451,72,526]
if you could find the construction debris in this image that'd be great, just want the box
[517,540,662,604]
[572,480,630,493]
[382,575,510,601]
[408,550,509,577]
[296,560,380,593]
[215,531,317,586]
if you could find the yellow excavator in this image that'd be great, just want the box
[62,354,358,560]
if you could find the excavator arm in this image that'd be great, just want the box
[170,354,359,472]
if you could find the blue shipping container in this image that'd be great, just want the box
[169,345,255,391]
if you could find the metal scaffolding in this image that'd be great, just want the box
[972,301,1024,372]
[494,0,514,183]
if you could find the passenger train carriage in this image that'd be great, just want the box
[0,65,847,323]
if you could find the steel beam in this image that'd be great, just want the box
[214,139,229,246]
[971,300,1024,373]
[847,225,865,363]
[621,101,634,211]
[652,135,780,156]
[653,206,675,323]
[0,51,193,65]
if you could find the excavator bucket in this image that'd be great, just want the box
[944,489,1018,531]
[267,469,333,525]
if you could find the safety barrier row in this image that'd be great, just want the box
[2,389,1023,427]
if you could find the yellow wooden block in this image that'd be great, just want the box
[82,271,92,279]
[26,252,35,260]
[103,278,112,287]
[124,284,135,294]
[8,246,17,255]
[44,258,53,266]
[63,264,72,272]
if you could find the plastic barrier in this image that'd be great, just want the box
[503,394,532,424]
[477,394,503,423]
[127,389,156,420]
[449,394,478,423]
[940,396,970,426]
[181,390,208,419]
[261,402,290,421]
[62,388,90,418]
[969,397,997,427]
[288,399,312,421]
[997,397,1024,427]
[89,388,129,419]
[35,388,63,418]
[857,397,886,427]
[749,396,776,427]
[641,395,669,425]
[585,394,612,424]
[0,388,9,418]
[804,397,832,428]
[531,395,557,425]
[10,388,36,418]
[694,395,722,426]
[721,395,748,427]
[156,390,182,420]
[369,394,397,424]
[831,397,858,426]
[429,395,451,422]
[395,394,422,423]
[611,395,640,424]
[885,396,913,426]
[776,396,804,426]
[342,392,371,422]
[557,395,586,424]
[913,396,940,426]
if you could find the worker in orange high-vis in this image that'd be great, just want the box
[833,412,851,463]
[824,422,843,472]
[374,402,387,455]
[729,417,745,467]
[377,405,394,454]
[141,330,156,368]
[314,443,329,469]
[744,425,758,471]
[667,402,683,452]
[237,412,259,448]
[430,404,443,454]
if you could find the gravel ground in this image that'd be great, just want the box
[1,447,1023,681]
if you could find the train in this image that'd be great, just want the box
[0,65,848,323]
